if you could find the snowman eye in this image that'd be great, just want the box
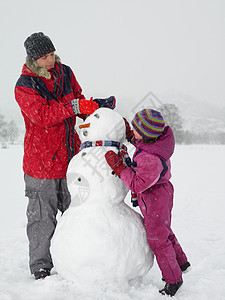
[94,113,100,118]
[77,177,82,182]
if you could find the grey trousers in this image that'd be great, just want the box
[24,174,71,274]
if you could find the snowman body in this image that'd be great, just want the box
[51,108,154,287]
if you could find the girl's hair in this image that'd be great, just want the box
[142,136,160,144]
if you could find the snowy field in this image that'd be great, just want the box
[0,144,225,300]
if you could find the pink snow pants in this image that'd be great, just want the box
[140,182,187,284]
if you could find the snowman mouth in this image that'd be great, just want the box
[79,123,90,129]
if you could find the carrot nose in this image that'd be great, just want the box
[79,123,90,129]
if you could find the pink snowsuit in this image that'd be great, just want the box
[120,126,188,284]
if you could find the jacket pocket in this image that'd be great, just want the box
[25,190,42,222]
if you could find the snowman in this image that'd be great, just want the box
[51,107,154,287]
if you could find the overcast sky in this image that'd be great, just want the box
[0,0,224,120]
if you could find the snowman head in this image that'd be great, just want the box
[67,108,128,207]
[79,108,126,143]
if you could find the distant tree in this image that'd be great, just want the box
[182,130,193,144]
[8,120,19,144]
[0,127,8,148]
[0,112,6,128]
[0,113,8,148]
[216,132,225,144]
[158,103,184,143]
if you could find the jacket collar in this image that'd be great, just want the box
[25,54,61,79]
[134,126,175,161]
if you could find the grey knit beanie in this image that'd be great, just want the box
[24,32,56,60]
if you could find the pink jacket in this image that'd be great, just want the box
[120,126,175,214]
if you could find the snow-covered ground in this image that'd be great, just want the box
[0,144,225,300]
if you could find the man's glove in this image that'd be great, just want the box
[123,117,134,142]
[105,150,127,176]
[71,98,99,115]
[93,96,116,109]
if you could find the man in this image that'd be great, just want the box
[15,32,115,279]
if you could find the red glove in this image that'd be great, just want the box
[119,148,129,159]
[105,150,127,176]
[71,98,99,115]
[123,117,134,142]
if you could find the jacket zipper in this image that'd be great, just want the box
[141,196,148,214]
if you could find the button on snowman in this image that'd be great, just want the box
[51,107,154,287]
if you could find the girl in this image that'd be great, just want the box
[105,109,190,297]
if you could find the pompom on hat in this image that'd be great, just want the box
[24,32,56,60]
[132,109,165,140]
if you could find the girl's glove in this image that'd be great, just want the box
[71,98,99,114]
[123,117,134,142]
[119,148,132,167]
[105,150,127,176]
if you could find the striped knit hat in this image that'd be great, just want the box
[132,109,165,139]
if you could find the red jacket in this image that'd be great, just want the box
[15,60,85,179]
